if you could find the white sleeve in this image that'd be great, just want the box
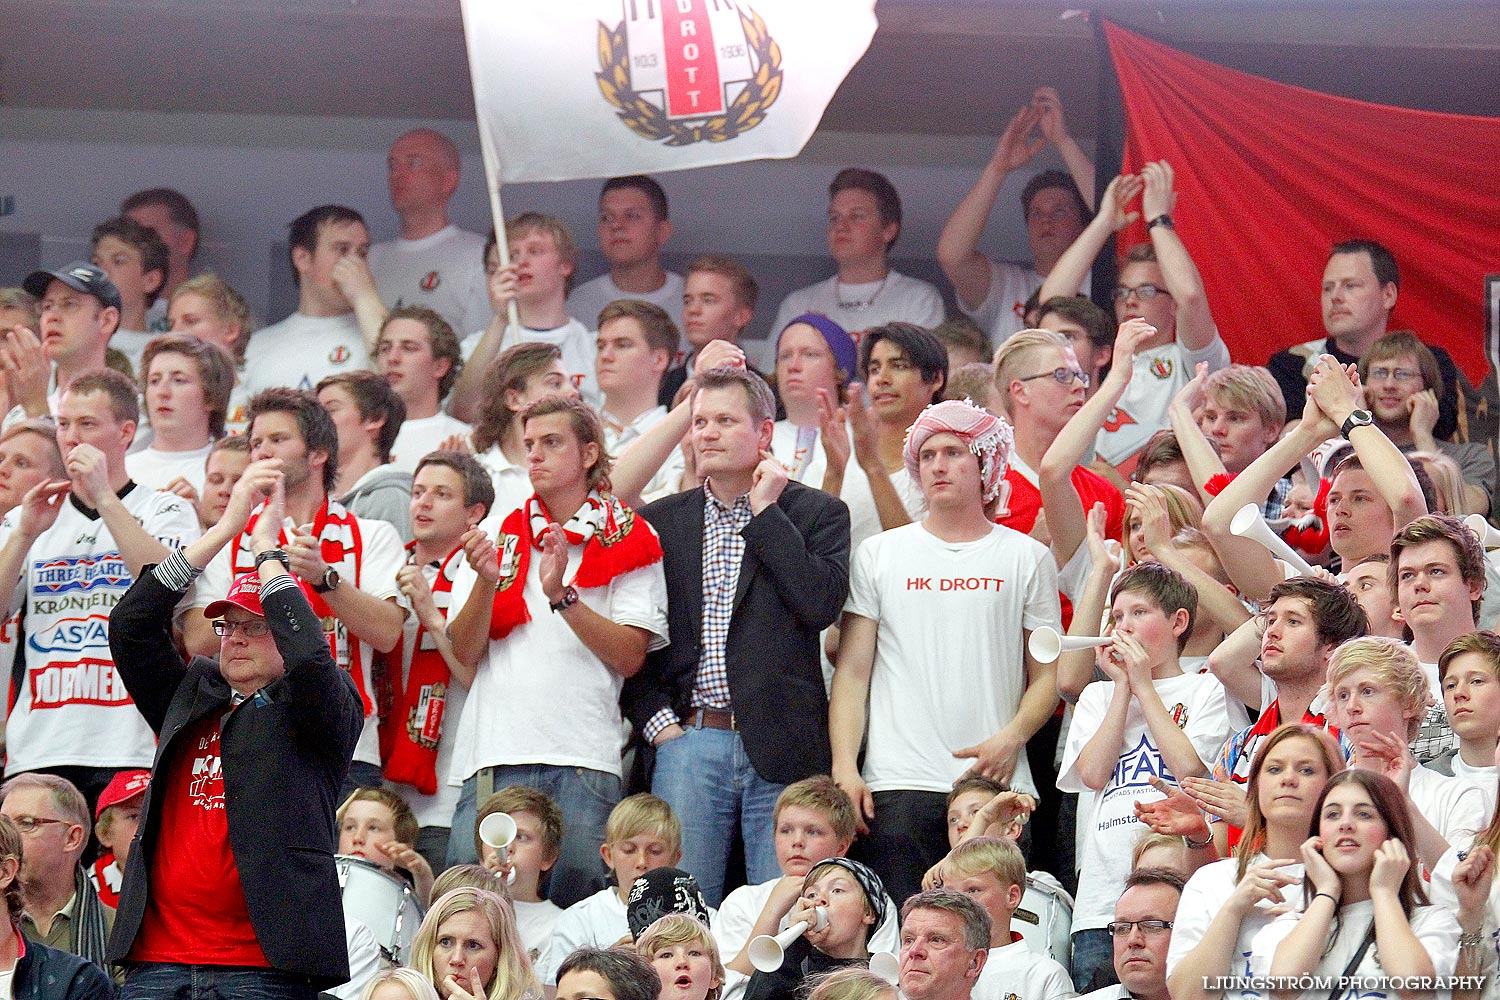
[1411,905,1463,978]
[1245,910,1299,979]
[1035,958,1077,1000]
[1183,677,1239,770]
[913,280,945,328]
[710,885,760,969]
[769,292,802,344]
[330,918,384,1000]
[189,546,234,608]
[1166,863,1222,976]
[538,902,591,985]
[142,492,203,549]
[1021,542,1062,633]
[842,537,882,621]
[605,562,669,652]
[1182,332,1231,373]
[355,518,405,602]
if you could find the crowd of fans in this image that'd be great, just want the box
[0,86,1496,1000]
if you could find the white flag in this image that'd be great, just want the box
[461,0,878,183]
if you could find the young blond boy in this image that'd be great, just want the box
[539,793,683,985]
[1058,562,1240,992]
[715,777,898,986]
[936,837,1075,1000]
[477,786,566,964]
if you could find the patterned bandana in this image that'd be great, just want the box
[626,867,712,939]
[804,857,888,928]
[902,398,1015,503]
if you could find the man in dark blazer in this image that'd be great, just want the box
[624,365,850,906]
[106,460,362,999]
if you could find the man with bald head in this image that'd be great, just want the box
[367,128,491,339]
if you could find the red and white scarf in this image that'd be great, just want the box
[490,490,663,639]
[381,543,463,794]
[231,498,370,712]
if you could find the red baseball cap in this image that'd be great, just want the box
[204,572,265,619]
[96,770,151,819]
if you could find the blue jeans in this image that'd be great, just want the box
[651,726,784,907]
[1071,928,1119,994]
[121,963,317,1000]
[447,763,620,909]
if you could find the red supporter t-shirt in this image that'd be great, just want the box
[998,465,1125,542]
[130,713,269,967]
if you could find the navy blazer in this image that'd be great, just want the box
[625,481,850,784]
[107,569,363,989]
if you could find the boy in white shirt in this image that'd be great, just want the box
[931,837,1075,1000]
[476,785,566,966]
[90,215,168,375]
[596,300,682,505]
[375,305,471,473]
[568,176,684,330]
[715,776,897,987]
[1432,631,1500,790]
[1059,562,1238,993]
[539,794,682,985]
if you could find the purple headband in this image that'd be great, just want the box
[777,313,859,383]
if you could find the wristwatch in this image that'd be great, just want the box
[1147,214,1175,232]
[312,566,341,594]
[550,586,579,613]
[254,548,289,571]
[1340,408,1374,440]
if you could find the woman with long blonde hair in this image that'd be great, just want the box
[410,888,540,1000]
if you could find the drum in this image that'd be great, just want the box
[1013,871,1074,967]
[336,854,425,966]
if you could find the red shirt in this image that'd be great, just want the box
[998,465,1125,541]
[130,714,269,967]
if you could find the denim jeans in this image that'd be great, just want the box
[447,763,620,909]
[1070,927,1119,994]
[651,726,784,907]
[121,963,318,1000]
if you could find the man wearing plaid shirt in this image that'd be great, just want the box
[626,365,850,906]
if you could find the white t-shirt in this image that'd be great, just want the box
[446,521,669,782]
[462,319,599,406]
[769,272,945,345]
[844,521,1062,797]
[537,887,628,985]
[515,898,563,968]
[568,271,685,331]
[110,328,155,378]
[1059,671,1241,931]
[1408,762,1488,849]
[193,501,407,766]
[383,550,468,831]
[125,443,213,494]
[6,485,201,774]
[603,405,684,505]
[243,312,370,395]
[474,446,532,525]
[958,261,1097,348]
[1094,336,1231,468]
[332,915,384,1000]
[711,877,900,984]
[974,936,1077,1000]
[1248,901,1460,1000]
[1167,855,1304,1000]
[391,412,473,474]
[1430,843,1500,986]
[225,373,252,437]
[368,225,491,339]
[842,458,927,552]
[771,421,828,488]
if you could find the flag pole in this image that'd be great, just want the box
[476,115,521,331]
[460,0,519,331]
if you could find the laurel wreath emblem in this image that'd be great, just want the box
[595,4,784,146]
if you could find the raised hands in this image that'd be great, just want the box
[251,473,287,554]
[537,524,568,605]
[1032,86,1070,145]
[1300,835,1342,901]
[1180,775,1249,831]
[485,263,519,318]
[845,382,880,472]
[1139,161,1177,223]
[1452,844,1495,925]
[330,253,380,305]
[0,327,50,417]
[991,104,1045,174]
[17,479,71,541]
[224,459,284,541]
[1125,483,1175,562]
[1085,501,1124,577]
[64,444,112,509]
[1307,355,1365,429]
[397,565,444,632]
[957,790,1037,844]
[1227,858,1301,916]
[1369,838,1411,898]
[1100,174,1145,233]
[1352,729,1416,793]
[694,338,747,376]
[1134,775,1213,843]
[461,527,501,586]
[815,387,850,474]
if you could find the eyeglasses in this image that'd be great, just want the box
[9,816,75,835]
[1018,367,1090,388]
[214,619,271,638]
[1368,366,1420,384]
[1105,920,1173,937]
[1111,284,1171,302]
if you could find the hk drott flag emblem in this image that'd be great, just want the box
[596,0,784,147]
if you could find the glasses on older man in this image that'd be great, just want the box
[9,816,75,835]
[1105,919,1174,937]
[214,619,271,638]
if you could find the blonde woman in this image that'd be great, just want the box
[411,888,541,1000]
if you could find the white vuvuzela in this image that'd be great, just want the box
[1230,503,1315,576]
[1028,626,1112,664]
[478,812,519,885]
[748,907,828,973]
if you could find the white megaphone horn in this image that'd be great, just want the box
[479,812,519,885]
[748,907,828,972]
[868,951,900,985]
[1466,514,1500,550]
[1230,503,1315,576]
[1027,626,1112,664]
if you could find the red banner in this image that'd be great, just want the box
[1104,21,1500,384]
